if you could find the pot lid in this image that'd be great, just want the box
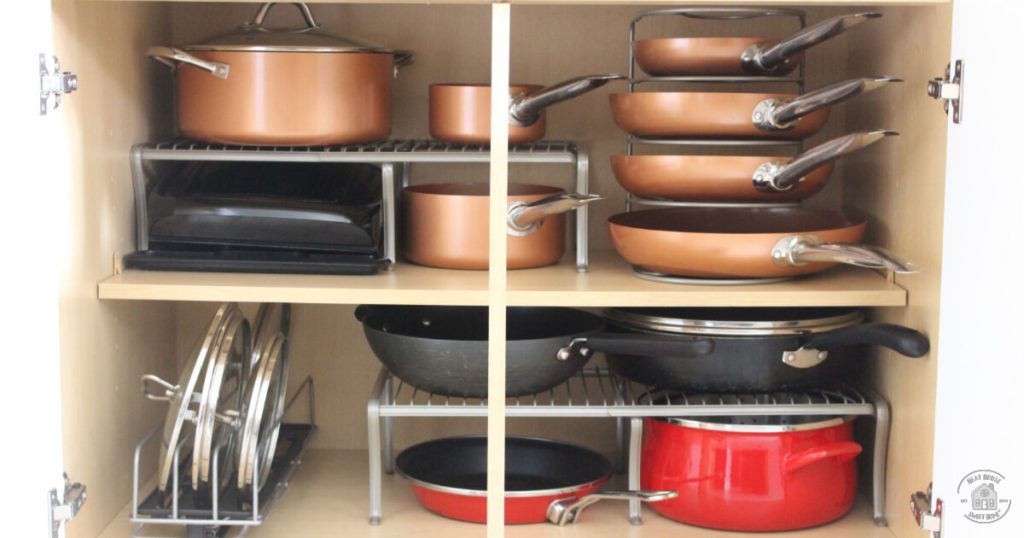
[604,307,863,336]
[237,331,289,492]
[657,414,854,433]
[185,3,405,55]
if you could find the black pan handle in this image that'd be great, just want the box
[354,304,374,323]
[557,333,715,361]
[802,323,930,358]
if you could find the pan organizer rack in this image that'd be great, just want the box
[128,376,315,538]
[622,7,809,285]
[366,367,892,527]
[130,138,594,272]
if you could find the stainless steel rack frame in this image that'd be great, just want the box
[366,367,891,527]
[129,376,316,537]
[130,139,593,271]
[623,8,807,213]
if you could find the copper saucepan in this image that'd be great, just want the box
[430,75,624,144]
[635,12,881,77]
[611,130,897,202]
[607,207,916,280]
[609,77,899,139]
[403,183,602,270]
[147,3,413,145]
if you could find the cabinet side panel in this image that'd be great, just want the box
[51,2,177,537]
[838,6,952,537]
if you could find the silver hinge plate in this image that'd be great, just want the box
[48,473,86,538]
[910,483,942,537]
[927,60,963,124]
[781,347,829,369]
[39,54,79,116]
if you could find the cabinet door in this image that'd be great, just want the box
[0,1,73,536]
[930,2,1024,536]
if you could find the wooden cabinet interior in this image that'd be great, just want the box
[55,1,951,537]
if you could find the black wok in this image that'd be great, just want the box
[355,306,712,397]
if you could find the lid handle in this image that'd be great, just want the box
[247,3,320,32]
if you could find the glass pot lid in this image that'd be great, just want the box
[184,2,403,55]
[604,307,864,336]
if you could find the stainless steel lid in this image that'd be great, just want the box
[605,307,863,336]
[659,414,855,433]
[185,2,406,56]
[237,331,289,492]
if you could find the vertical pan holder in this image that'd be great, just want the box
[130,376,317,534]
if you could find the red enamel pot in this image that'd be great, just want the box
[641,413,861,531]
[397,436,676,525]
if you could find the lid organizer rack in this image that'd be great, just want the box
[366,367,891,527]
[129,376,316,538]
[130,139,593,272]
[623,7,807,213]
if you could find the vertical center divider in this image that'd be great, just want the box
[487,3,511,537]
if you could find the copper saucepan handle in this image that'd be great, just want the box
[771,235,918,273]
[147,46,230,79]
[546,490,678,526]
[743,12,882,74]
[509,75,625,127]
[753,76,901,131]
[753,129,898,192]
[507,193,603,236]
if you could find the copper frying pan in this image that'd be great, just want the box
[611,130,896,202]
[403,183,602,270]
[607,207,916,280]
[609,77,899,139]
[635,12,881,77]
[430,75,623,144]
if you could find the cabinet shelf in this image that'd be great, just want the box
[98,252,906,307]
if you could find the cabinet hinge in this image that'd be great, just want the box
[910,483,942,537]
[40,54,79,116]
[927,60,963,124]
[48,473,86,538]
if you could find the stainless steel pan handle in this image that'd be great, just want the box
[742,12,881,74]
[753,77,901,131]
[507,193,603,236]
[547,490,677,526]
[141,374,179,402]
[509,74,625,127]
[771,235,918,273]
[753,129,898,192]
[146,46,230,79]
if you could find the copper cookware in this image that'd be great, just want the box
[403,183,602,270]
[609,77,899,139]
[147,3,413,145]
[635,12,880,76]
[607,207,916,280]
[430,75,624,144]
[611,130,896,202]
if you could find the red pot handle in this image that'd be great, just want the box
[784,441,862,473]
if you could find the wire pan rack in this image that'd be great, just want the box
[130,139,592,270]
[366,367,891,526]
[129,377,316,538]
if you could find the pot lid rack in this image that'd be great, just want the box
[129,376,316,537]
[367,366,891,526]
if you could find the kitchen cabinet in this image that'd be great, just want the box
[13,0,1021,537]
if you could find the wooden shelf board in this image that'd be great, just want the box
[99,448,894,538]
[507,251,908,307]
[98,265,489,305]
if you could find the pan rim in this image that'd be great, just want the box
[395,435,613,498]
[359,306,604,343]
[635,36,774,44]
[404,182,564,197]
[610,91,800,99]
[607,207,867,235]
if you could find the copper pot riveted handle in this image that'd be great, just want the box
[146,46,230,80]
[546,490,678,526]
[753,129,898,192]
[742,12,882,75]
[771,235,919,274]
[753,76,901,131]
[509,74,625,127]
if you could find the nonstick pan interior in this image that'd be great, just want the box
[608,207,866,234]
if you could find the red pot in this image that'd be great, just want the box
[641,415,861,531]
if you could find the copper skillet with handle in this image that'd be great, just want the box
[612,130,896,202]
[607,207,917,281]
[430,75,624,144]
[635,12,881,77]
[610,77,899,139]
